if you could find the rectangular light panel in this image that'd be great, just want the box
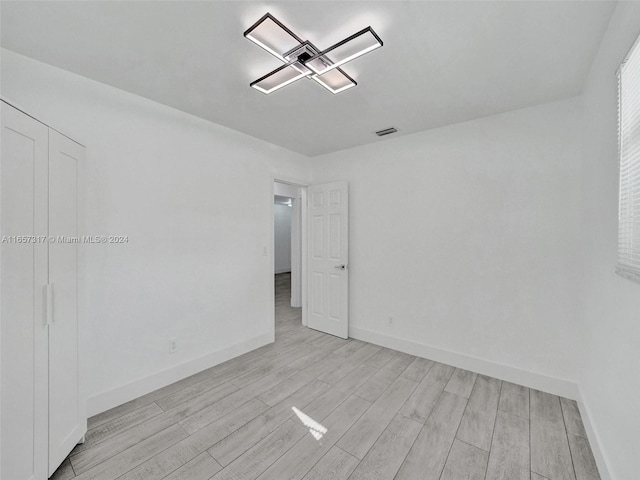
[305,27,383,75]
[244,13,303,60]
[250,63,307,94]
[312,68,357,94]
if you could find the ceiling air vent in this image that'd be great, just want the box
[375,127,398,137]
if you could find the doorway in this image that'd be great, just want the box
[273,181,305,337]
[271,179,349,340]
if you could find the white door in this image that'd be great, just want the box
[48,130,86,475]
[307,181,349,338]
[1,103,50,480]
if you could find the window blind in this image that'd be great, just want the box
[617,37,640,283]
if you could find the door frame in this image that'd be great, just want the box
[271,177,308,331]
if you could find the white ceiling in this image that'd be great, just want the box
[1,1,616,157]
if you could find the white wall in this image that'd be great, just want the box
[579,3,640,479]
[274,203,292,274]
[311,97,584,396]
[0,49,311,414]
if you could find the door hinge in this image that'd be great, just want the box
[44,283,54,326]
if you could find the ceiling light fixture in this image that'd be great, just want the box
[244,13,383,94]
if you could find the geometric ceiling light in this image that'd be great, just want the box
[244,13,383,94]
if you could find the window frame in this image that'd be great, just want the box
[616,33,640,284]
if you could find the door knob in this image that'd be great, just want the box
[334,264,347,270]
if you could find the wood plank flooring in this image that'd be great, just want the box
[52,273,600,480]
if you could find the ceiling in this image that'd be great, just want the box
[0,1,616,157]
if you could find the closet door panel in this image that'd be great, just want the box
[1,103,49,480]
[48,130,85,475]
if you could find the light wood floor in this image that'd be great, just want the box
[52,273,600,480]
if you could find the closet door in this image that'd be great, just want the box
[1,103,49,480]
[48,130,86,475]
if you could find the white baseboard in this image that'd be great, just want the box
[349,326,580,400]
[87,332,273,417]
[274,268,291,274]
[575,391,613,480]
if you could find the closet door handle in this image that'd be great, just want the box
[45,283,54,326]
